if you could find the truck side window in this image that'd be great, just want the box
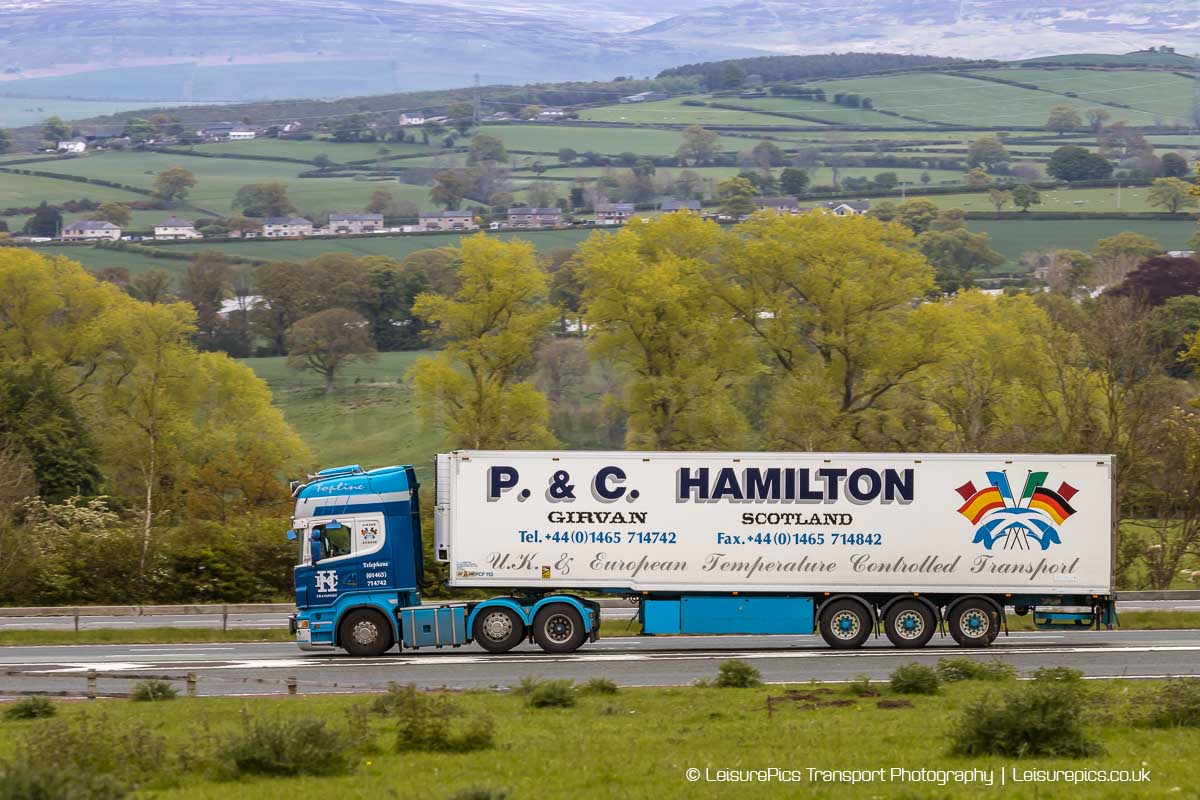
[318,523,352,560]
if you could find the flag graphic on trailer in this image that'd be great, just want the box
[955,470,1079,550]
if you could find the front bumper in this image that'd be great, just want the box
[291,613,335,651]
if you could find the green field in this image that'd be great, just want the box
[972,69,1196,123]
[579,96,818,127]
[243,351,445,485]
[189,137,436,163]
[717,96,924,126]
[923,186,1174,213]
[12,151,432,218]
[812,73,1160,127]
[477,124,743,156]
[0,679,1196,799]
[969,218,1199,265]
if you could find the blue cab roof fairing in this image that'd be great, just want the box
[294,465,414,518]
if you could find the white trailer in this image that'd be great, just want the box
[433,451,1114,650]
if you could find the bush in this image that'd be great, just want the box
[383,684,494,753]
[219,715,352,776]
[936,658,1016,683]
[579,678,618,695]
[949,670,1102,757]
[889,663,940,695]
[715,659,762,688]
[846,675,877,697]
[130,679,177,702]
[526,679,577,708]
[0,761,129,800]
[17,713,171,785]
[510,676,544,697]
[1136,678,1200,728]
[3,697,56,721]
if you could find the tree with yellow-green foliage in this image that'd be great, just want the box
[0,248,309,575]
[409,235,558,449]
[714,211,942,448]
[919,291,1060,452]
[1147,177,1199,214]
[578,213,760,449]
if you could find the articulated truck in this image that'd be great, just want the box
[288,451,1116,656]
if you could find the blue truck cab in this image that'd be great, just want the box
[288,463,599,655]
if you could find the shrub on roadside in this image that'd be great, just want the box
[1135,678,1200,728]
[936,658,1016,683]
[0,761,129,800]
[130,679,177,702]
[949,668,1102,757]
[15,713,173,787]
[383,684,494,753]
[715,659,762,688]
[526,680,577,708]
[579,678,618,695]
[889,663,940,695]
[510,676,544,696]
[846,675,877,697]
[218,715,352,776]
[3,697,56,720]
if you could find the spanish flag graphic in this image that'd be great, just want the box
[955,481,1005,524]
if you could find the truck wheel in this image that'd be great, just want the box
[339,609,394,656]
[884,600,935,649]
[472,607,525,653]
[819,599,873,649]
[531,604,587,654]
[948,600,999,648]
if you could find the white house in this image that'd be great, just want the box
[326,213,385,235]
[57,140,86,154]
[399,113,427,126]
[594,203,634,225]
[154,217,202,240]
[229,128,257,140]
[260,217,313,237]
[61,220,120,241]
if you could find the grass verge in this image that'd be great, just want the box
[0,627,293,647]
[0,680,1196,799]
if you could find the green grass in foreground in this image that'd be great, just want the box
[0,627,293,647]
[0,681,1196,799]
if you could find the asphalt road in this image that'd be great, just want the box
[3,628,1199,698]
[1,599,1195,631]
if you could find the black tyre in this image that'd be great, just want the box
[884,599,936,649]
[531,604,587,654]
[948,599,999,648]
[818,598,873,649]
[472,607,525,653]
[338,608,394,656]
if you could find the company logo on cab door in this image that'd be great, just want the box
[955,470,1078,551]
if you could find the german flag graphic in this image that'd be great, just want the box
[955,481,1005,525]
[1028,482,1078,525]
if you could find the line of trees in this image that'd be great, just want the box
[0,250,310,604]
[407,214,1200,589]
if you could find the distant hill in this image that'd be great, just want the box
[659,53,977,89]
[0,0,1196,104]
[1017,51,1199,68]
